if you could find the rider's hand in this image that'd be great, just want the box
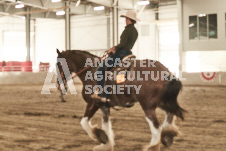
[107,46,116,54]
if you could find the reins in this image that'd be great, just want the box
[71,65,92,79]
[71,51,109,79]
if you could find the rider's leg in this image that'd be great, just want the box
[117,50,132,60]
[91,50,132,100]
[91,56,113,100]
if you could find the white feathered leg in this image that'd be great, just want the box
[93,107,114,151]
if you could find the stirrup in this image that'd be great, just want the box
[90,93,109,103]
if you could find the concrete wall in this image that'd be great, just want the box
[0,16,34,62]
[35,18,65,67]
[135,10,156,60]
[70,15,108,51]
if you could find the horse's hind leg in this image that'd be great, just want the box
[143,109,161,151]
[93,106,114,151]
[161,112,180,147]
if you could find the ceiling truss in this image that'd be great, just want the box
[0,0,176,19]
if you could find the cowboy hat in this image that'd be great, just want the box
[120,10,140,22]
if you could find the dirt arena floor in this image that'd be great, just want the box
[0,84,225,151]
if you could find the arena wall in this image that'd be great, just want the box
[181,72,226,86]
[0,72,225,86]
[0,72,81,85]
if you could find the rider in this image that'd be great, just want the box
[92,10,140,100]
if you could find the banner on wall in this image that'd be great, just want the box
[200,72,216,82]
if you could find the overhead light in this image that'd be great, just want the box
[15,3,24,8]
[52,0,61,2]
[56,11,65,15]
[189,23,194,27]
[94,6,105,11]
[138,0,150,5]
[76,0,81,7]
[198,14,206,17]
[16,0,22,3]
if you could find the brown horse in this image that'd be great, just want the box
[56,49,186,151]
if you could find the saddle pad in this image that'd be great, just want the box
[116,74,126,83]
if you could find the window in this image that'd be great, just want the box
[199,14,207,40]
[208,14,217,39]
[189,16,198,40]
[189,14,217,40]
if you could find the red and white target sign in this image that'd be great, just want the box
[201,72,216,82]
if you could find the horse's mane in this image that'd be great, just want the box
[64,50,98,58]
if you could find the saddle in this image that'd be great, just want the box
[93,55,137,108]
[115,54,136,83]
[105,55,136,83]
[119,54,136,70]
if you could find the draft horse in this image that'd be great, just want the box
[56,49,186,151]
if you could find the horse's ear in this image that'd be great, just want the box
[56,49,61,55]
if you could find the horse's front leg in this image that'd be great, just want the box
[80,102,100,141]
[143,109,161,151]
[94,106,115,151]
[161,112,180,147]
[59,92,66,102]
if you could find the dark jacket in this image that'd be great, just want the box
[115,24,138,51]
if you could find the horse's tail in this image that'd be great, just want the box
[160,79,186,120]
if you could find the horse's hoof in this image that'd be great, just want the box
[161,128,178,147]
[93,128,109,144]
[161,134,173,147]
[93,144,113,151]
[143,143,160,151]
[61,99,66,102]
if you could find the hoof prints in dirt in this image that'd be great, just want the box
[24,112,50,116]
[213,120,226,123]
[63,144,81,148]
[6,111,81,119]
[5,111,50,116]
[175,139,185,142]
[14,139,37,143]
[23,112,81,119]
[40,146,56,150]
[57,114,81,119]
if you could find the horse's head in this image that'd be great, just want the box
[56,49,99,94]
